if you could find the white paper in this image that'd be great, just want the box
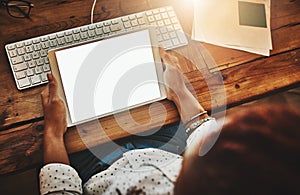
[55,30,162,124]
[192,0,272,56]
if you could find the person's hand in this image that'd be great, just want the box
[159,48,187,101]
[41,74,67,138]
[159,48,207,123]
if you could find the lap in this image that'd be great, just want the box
[69,121,187,183]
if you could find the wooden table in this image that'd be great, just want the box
[0,0,299,175]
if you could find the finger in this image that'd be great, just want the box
[159,47,168,62]
[47,74,58,100]
[159,47,166,57]
[41,85,49,106]
[162,51,178,65]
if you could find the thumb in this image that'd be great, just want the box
[47,74,58,100]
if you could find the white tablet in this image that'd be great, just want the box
[48,28,166,127]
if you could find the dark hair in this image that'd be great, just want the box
[175,105,300,194]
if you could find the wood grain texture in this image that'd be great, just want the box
[0,0,300,174]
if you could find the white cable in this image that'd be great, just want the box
[91,0,97,24]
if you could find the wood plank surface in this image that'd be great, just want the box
[0,0,300,174]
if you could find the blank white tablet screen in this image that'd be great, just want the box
[55,29,161,124]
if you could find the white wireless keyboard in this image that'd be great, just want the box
[5,6,188,90]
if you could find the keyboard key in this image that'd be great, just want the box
[41,42,50,49]
[49,40,57,47]
[36,59,44,66]
[88,30,96,37]
[160,27,167,34]
[49,34,56,40]
[18,77,31,88]
[123,21,131,28]
[164,19,171,25]
[167,25,174,31]
[95,28,103,35]
[40,50,47,57]
[43,64,50,72]
[137,13,143,18]
[161,40,173,48]
[25,45,33,53]
[28,61,36,68]
[158,21,164,27]
[155,14,162,20]
[31,75,41,84]
[110,24,121,32]
[13,62,27,71]
[174,24,181,30]
[172,38,180,46]
[35,66,43,74]
[111,19,119,24]
[73,34,81,41]
[96,23,103,28]
[7,44,15,50]
[138,18,145,25]
[41,73,48,81]
[44,57,49,64]
[162,13,168,19]
[33,39,40,44]
[148,15,155,22]
[176,31,187,43]
[159,8,166,12]
[131,20,138,27]
[122,17,129,22]
[153,9,159,14]
[171,17,178,24]
[65,36,73,43]
[88,25,96,30]
[103,27,110,34]
[73,29,80,34]
[24,40,32,46]
[9,50,17,57]
[168,11,176,17]
[33,44,41,51]
[11,56,23,64]
[64,31,72,36]
[15,70,26,79]
[146,11,152,16]
[26,68,34,76]
[24,54,31,61]
[104,21,111,26]
[57,37,65,45]
[129,15,136,20]
[41,37,48,42]
[57,32,64,38]
[170,31,177,38]
[80,32,88,39]
[16,42,24,48]
[31,52,40,59]
[163,33,170,40]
